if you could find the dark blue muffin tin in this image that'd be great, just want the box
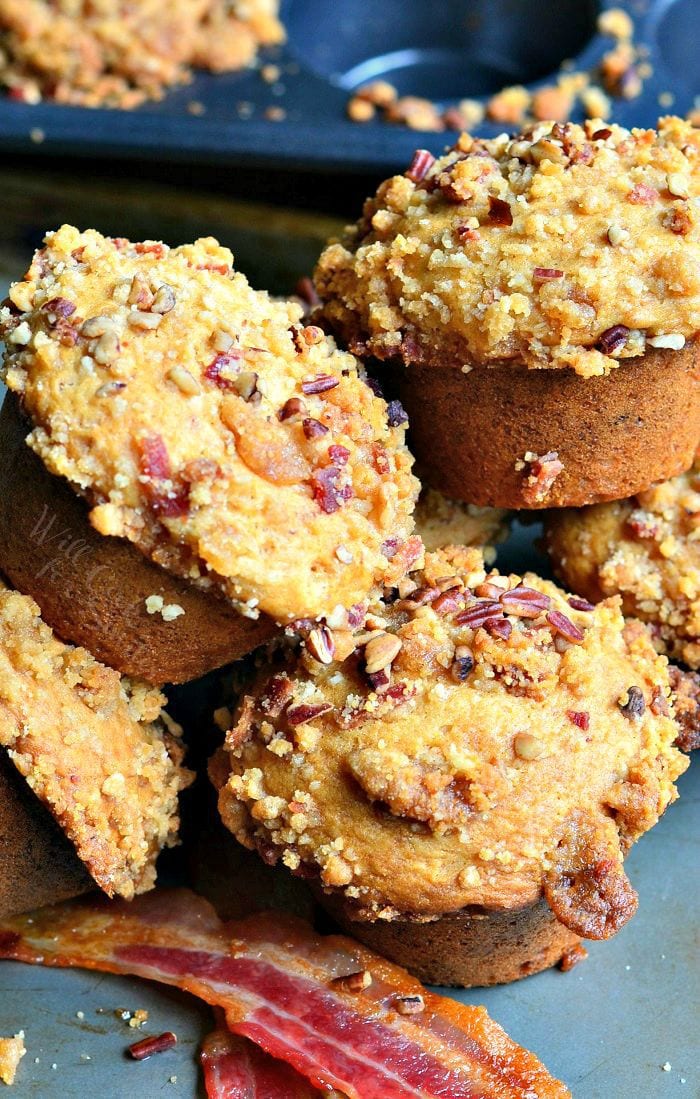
[0,0,697,176]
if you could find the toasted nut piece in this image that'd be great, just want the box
[167,366,200,395]
[151,284,176,313]
[364,631,402,674]
[213,329,234,352]
[128,310,163,330]
[394,994,424,1015]
[331,969,373,992]
[81,314,115,338]
[307,625,335,664]
[667,173,689,199]
[127,273,153,308]
[648,333,685,350]
[513,732,545,760]
[93,329,121,364]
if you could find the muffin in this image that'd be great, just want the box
[0,0,284,109]
[413,488,508,559]
[213,546,687,987]
[0,580,191,918]
[315,117,700,509]
[546,459,700,669]
[0,226,419,684]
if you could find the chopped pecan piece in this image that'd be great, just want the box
[668,665,700,752]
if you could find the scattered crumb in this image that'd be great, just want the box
[659,91,675,108]
[187,100,206,116]
[144,595,184,622]
[264,106,286,122]
[662,1062,672,1072]
[75,1011,84,1020]
[29,127,44,144]
[0,1035,26,1086]
[144,594,164,615]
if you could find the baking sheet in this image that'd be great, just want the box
[0,518,698,1098]
[0,0,697,175]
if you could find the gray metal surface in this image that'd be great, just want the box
[0,518,698,1097]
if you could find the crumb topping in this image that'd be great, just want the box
[1,226,419,623]
[547,459,700,669]
[315,117,700,377]
[0,1035,25,1086]
[0,583,191,898]
[214,547,687,920]
[0,0,284,109]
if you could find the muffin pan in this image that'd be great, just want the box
[0,0,697,175]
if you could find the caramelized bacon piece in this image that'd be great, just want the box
[544,816,637,939]
[0,890,570,1099]
[201,1020,318,1098]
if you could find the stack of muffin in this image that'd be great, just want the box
[1,116,698,988]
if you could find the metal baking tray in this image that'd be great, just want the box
[0,517,698,1098]
[0,0,697,175]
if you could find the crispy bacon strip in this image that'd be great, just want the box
[0,890,569,1099]
[201,1016,319,1098]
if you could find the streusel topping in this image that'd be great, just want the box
[316,117,700,377]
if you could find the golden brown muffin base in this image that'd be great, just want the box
[319,891,580,988]
[0,394,274,685]
[0,749,91,919]
[383,341,700,509]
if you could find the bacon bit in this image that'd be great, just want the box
[619,686,645,720]
[668,205,693,235]
[386,399,408,427]
[628,183,659,205]
[302,418,329,439]
[488,196,513,226]
[406,149,435,183]
[522,451,564,506]
[311,466,352,514]
[372,442,391,475]
[501,586,551,618]
[394,995,425,1015]
[568,597,595,612]
[546,610,584,644]
[301,374,339,395]
[136,434,189,519]
[196,262,230,275]
[347,604,366,629]
[204,351,244,388]
[485,617,512,641]
[328,445,350,466]
[533,267,564,281]
[43,297,76,319]
[650,685,670,718]
[455,223,480,243]
[567,710,590,730]
[597,324,629,355]
[367,668,391,694]
[331,970,372,992]
[559,943,588,972]
[286,702,333,726]
[135,242,166,257]
[625,512,659,540]
[128,1031,177,1060]
[260,675,294,718]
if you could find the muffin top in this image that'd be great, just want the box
[316,117,700,378]
[1,226,419,624]
[214,547,687,930]
[413,488,508,561]
[0,582,190,898]
[546,460,700,669]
